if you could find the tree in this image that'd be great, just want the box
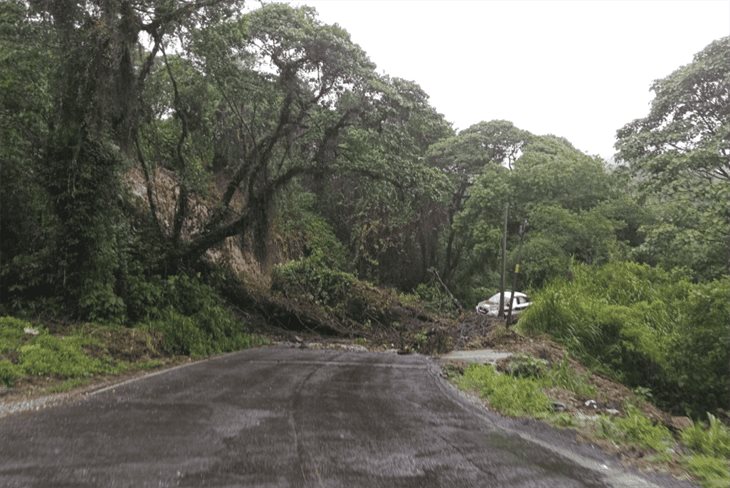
[512,135,612,212]
[426,120,531,281]
[139,4,384,269]
[312,77,453,286]
[449,134,624,300]
[617,36,730,185]
[1,0,245,318]
[0,2,53,269]
[617,36,730,275]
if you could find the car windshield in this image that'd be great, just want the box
[487,292,522,303]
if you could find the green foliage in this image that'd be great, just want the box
[519,262,730,416]
[272,258,356,309]
[0,360,21,387]
[457,364,552,417]
[0,316,117,381]
[0,2,56,312]
[682,455,730,488]
[0,316,27,353]
[314,77,453,288]
[145,313,206,356]
[0,305,263,388]
[513,135,613,211]
[19,334,111,378]
[617,36,730,190]
[595,405,673,454]
[682,415,730,459]
[502,354,548,379]
[667,279,730,415]
[137,275,266,357]
[617,36,730,281]
[545,356,597,398]
[413,283,457,315]
[515,236,571,290]
[448,132,628,298]
[500,353,596,399]
[276,190,349,271]
[633,192,730,282]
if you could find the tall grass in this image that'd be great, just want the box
[518,262,730,417]
[457,364,552,417]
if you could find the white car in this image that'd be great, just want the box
[476,291,531,317]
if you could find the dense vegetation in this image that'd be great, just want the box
[0,0,728,427]
[519,262,730,417]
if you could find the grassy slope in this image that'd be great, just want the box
[448,327,730,488]
[0,315,266,397]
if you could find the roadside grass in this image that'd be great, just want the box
[1,317,119,387]
[681,415,730,458]
[457,363,552,417]
[0,315,267,392]
[594,405,673,459]
[680,415,730,487]
[451,356,730,488]
[683,455,730,488]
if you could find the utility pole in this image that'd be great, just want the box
[506,219,527,326]
[498,201,509,317]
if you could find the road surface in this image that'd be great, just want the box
[0,348,688,487]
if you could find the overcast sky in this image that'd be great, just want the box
[287,0,730,160]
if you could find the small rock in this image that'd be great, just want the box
[23,327,40,336]
[605,408,620,416]
[551,401,567,412]
[669,416,693,431]
[584,400,598,409]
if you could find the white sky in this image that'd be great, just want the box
[287,0,730,160]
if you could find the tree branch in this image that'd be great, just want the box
[161,45,189,246]
[141,0,224,34]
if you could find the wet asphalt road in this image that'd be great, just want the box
[0,348,671,487]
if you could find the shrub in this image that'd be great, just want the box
[145,312,207,356]
[669,280,730,416]
[272,257,356,308]
[0,359,21,386]
[134,274,265,357]
[503,354,548,379]
[272,257,401,327]
[78,283,126,324]
[501,354,596,399]
[410,283,459,315]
